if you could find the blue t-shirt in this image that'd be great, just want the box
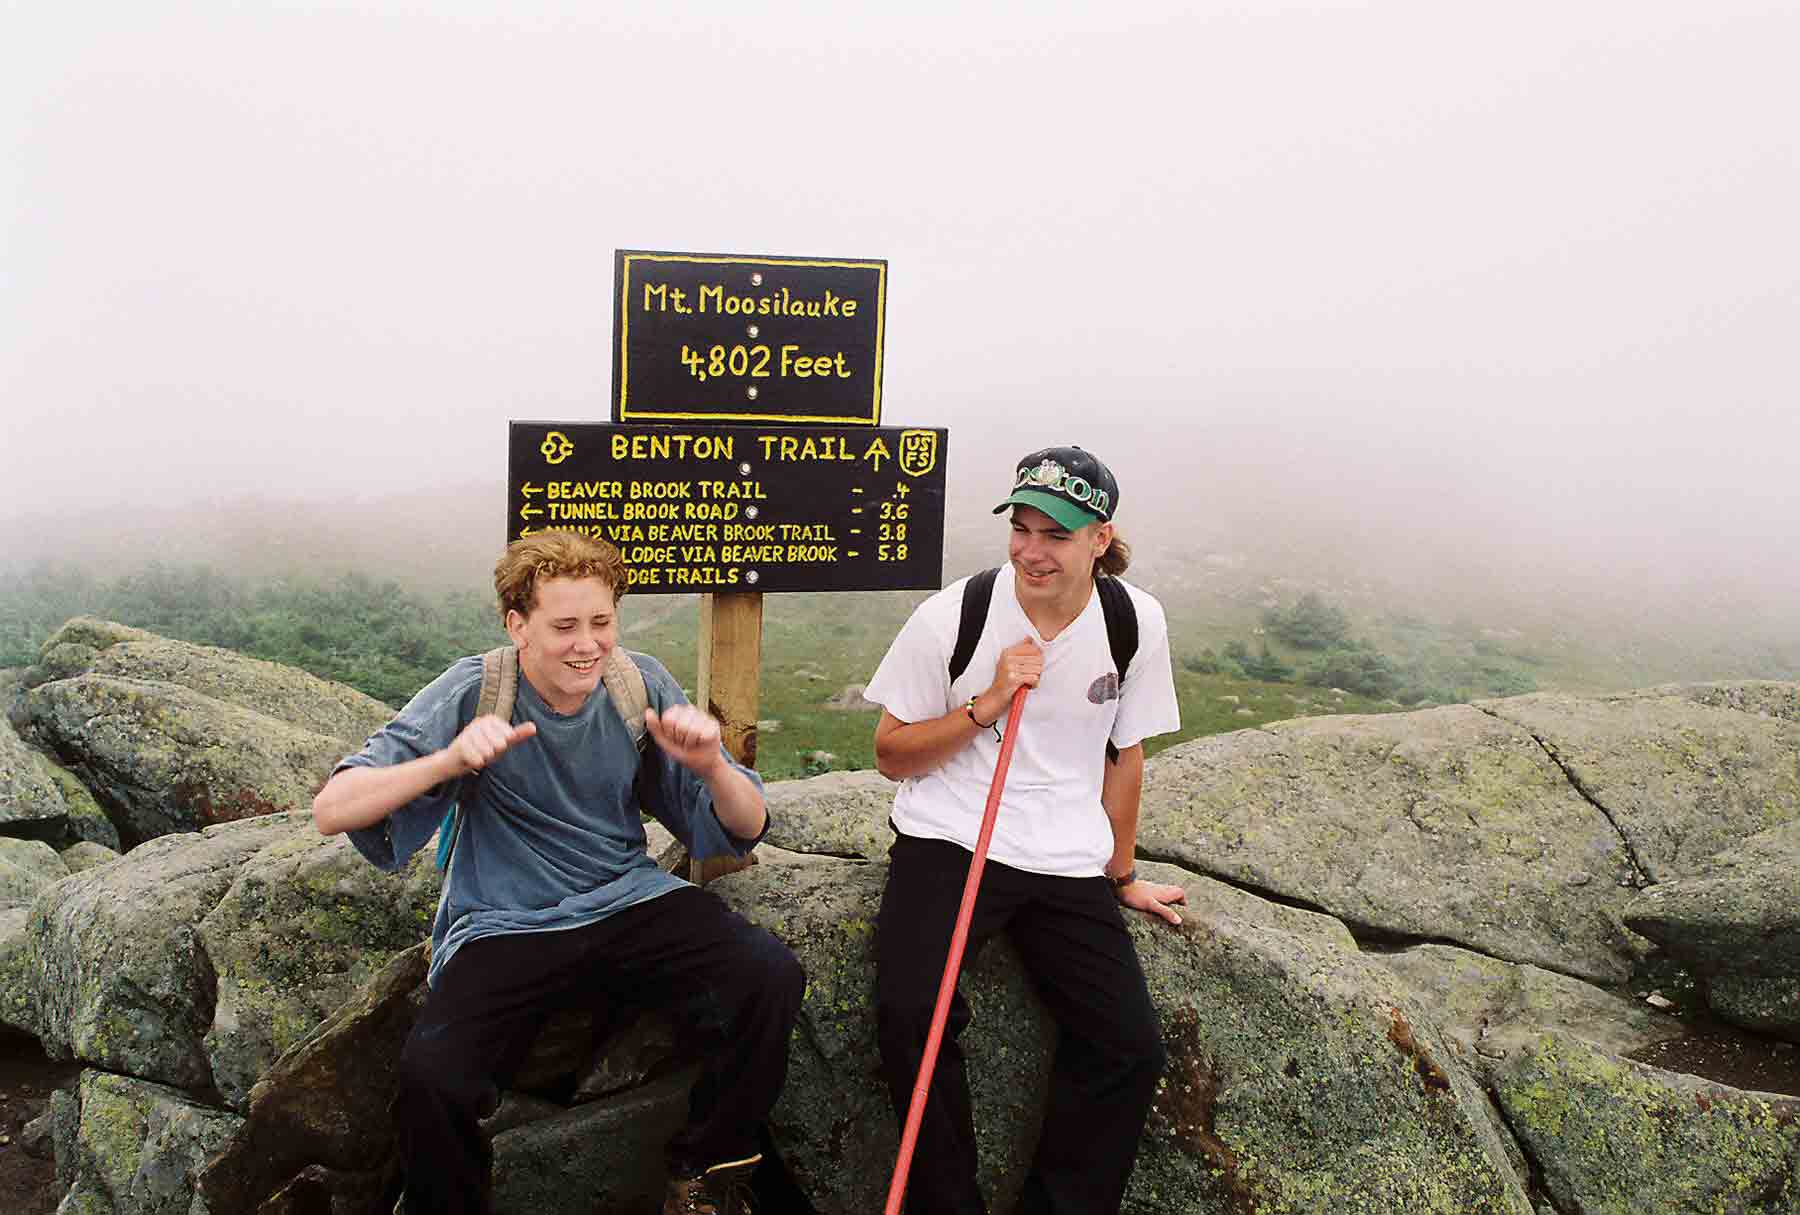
[339,650,765,987]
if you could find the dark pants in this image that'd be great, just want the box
[395,886,805,1215]
[877,833,1166,1215]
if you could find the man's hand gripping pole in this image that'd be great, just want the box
[883,686,1029,1215]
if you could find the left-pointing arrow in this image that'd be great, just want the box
[521,483,543,497]
[519,504,544,520]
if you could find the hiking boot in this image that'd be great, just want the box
[662,1153,761,1214]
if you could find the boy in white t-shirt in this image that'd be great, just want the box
[864,446,1184,1215]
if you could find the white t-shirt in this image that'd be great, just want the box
[864,567,1181,877]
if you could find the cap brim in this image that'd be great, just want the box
[992,490,1102,531]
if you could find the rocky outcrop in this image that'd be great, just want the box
[51,1069,244,1215]
[30,814,307,1090]
[1375,943,1684,1070]
[1493,1033,1800,1213]
[1625,818,1800,1041]
[13,618,392,846]
[1135,705,1647,983]
[1477,687,1800,883]
[9,627,1795,1215]
[1,683,117,849]
[0,835,68,909]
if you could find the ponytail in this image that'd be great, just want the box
[1097,531,1131,577]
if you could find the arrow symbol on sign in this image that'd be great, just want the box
[520,504,544,520]
[521,483,543,497]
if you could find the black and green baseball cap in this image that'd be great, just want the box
[992,446,1119,530]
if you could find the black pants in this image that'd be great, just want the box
[876,833,1166,1215]
[395,885,805,1215]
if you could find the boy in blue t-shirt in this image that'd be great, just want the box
[315,530,800,1215]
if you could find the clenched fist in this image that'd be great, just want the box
[644,704,726,777]
[449,714,538,776]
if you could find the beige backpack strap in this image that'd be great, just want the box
[439,646,518,872]
[602,647,650,751]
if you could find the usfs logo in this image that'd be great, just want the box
[899,430,938,477]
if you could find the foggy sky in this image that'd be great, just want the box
[3,2,1796,607]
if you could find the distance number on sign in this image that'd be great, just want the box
[680,343,852,383]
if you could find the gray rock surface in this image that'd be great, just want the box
[1625,817,1800,1040]
[22,675,357,844]
[712,858,1533,1214]
[1493,1033,1800,1214]
[29,814,295,1090]
[1137,705,1644,983]
[53,1069,244,1215]
[761,767,897,859]
[490,1071,696,1215]
[0,904,35,1036]
[17,618,392,845]
[59,841,121,874]
[1375,943,1684,1070]
[197,941,428,1214]
[0,701,70,835]
[196,825,438,1109]
[1478,687,1800,883]
[0,834,67,908]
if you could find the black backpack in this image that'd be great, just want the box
[947,568,1138,763]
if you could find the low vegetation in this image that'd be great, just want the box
[0,561,1780,779]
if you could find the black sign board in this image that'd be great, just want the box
[612,250,886,427]
[509,422,945,595]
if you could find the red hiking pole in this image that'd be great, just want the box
[883,685,1029,1215]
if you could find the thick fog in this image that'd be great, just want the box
[3,2,1796,633]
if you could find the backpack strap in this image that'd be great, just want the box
[436,647,516,871]
[602,647,650,752]
[1095,576,1138,764]
[948,568,1000,684]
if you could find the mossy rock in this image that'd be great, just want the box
[54,1068,244,1215]
[1480,687,1800,883]
[29,814,297,1089]
[1139,704,1643,983]
[1494,1032,1800,1213]
[198,822,440,1109]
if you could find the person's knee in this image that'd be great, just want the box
[398,1029,491,1112]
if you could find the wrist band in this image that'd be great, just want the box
[966,698,1002,741]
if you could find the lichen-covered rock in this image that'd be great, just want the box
[1478,686,1800,883]
[197,941,428,1215]
[711,857,1532,1214]
[17,619,395,847]
[1137,705,1643,983]
[1493,1033,1800,1213]
[60,841,121,875]
[29,813,295,1090]
[1633,680,1800,724]
[21,618,155,689]
[489,1071,696,1215]
[1,700,70,835]
[22,675,352,844]
[0,905,36,1036]
[1625,818,1800,1041]
[26,618,392,742]
[762,768,897,860]
[45,759,122,851]
[1375,943,1683,1069]
[53,1069,244,1215]
[0,834,68,908]
[196,824,438,1109]
[1127,912,1531,1213]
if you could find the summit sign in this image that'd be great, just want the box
[612,250,887,427]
